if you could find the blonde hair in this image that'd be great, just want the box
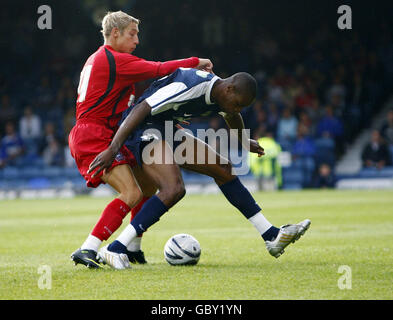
[101,11,140,41]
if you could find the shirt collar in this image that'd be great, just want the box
[205,76,220,105]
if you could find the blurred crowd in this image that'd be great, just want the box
[1,1,393,189]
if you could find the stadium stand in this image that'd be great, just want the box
[1,1,393,196]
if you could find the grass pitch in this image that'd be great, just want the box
[0,190,392,300]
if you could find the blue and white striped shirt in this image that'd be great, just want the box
[135,68,222,124]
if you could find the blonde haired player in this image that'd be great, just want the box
[70,11,213,268]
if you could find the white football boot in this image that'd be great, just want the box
[98,245,132,270]
[265,219,311,258]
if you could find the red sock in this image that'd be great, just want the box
[91,198,130,241]
[130,196,150,237]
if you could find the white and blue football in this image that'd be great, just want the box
[164,234,201,265]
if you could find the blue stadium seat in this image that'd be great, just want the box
[50,177,68,188]
[0,180,7,189]
[379,166,393,176]
[292,157,315,171]
[71,176,86,187]
[63,167,81,179]
[27,177,51,189]
[357,167,393,178]
[278,139,294,152]
[282,167,304,184]
[389,145,393,164]
[19,167,44,179]
[282,183,303,190]
[314,137,336,167]
[41,166,63,178]
[3,167,21,180]
[292,157,315,187]
[358,168,379,178]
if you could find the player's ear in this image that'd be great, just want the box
[112,27,120,38]
[226,84,236,94]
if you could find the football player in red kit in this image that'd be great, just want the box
[69,11,213,268]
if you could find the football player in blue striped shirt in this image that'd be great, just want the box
[88,68,311,269]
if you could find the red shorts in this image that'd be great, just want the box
[68,118,137,188]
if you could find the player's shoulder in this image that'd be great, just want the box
[173,68,215,86]
[101,45,140,61]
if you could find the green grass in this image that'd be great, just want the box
[1,190,392,300]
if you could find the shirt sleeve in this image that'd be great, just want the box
[116,54,199,82]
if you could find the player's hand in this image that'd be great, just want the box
[197,58,214,73]
[88,148,117,178]
[249,139,265,157]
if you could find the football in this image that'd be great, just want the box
[164,234,201,265]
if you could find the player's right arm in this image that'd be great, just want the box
[88,100,152,177]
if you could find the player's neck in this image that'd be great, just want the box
[210,79,223,105]
[104,40,117,51]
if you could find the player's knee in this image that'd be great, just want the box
[214,162,235,184]
[161,180,186,205]
[174,183,186,202]
[220,162,233,175]
[170,183,186,203]
[141,184,158,198]
[122,188,143,208]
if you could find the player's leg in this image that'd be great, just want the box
[72,164,143,269]
[177,132,279,237]
[100,140,186,268]
[69,122,142,268]
[177,132,310,258]
[124,165,158,263]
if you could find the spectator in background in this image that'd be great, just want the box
[327,76,346,107]
[267,78,284,105]
[19,106,42,140]
[298,110,315,137]
[361,129,391,169]
[63,107,76,142]
[39,122,62,160]
[276,107,298,148]
[292,124,316,187]
[202,12,224,47]
[380,108,393,146]
[0,121,25,167]
[295,84,315,110]
[316,105,344,153]
[43,138,63,166]
[36,75,54,108]
[317,105,344,139]
[249,128,282,190]
[0,94,18,131]
[292,125,316,159]
[312,163,336,189]
[266,102,280,135]
[305,97,323,127]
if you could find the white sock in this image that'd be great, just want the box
[81,234,102,252]
[248,212,273,235]
[116,224,138,247]
[127,236,142,252]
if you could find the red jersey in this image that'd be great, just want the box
[76,44,199,125]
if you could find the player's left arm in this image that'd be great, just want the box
[221,112,265,157]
